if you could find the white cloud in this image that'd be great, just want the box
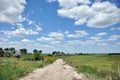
[57,0,120,28]
[64,31,69,34]
[88,32,108,43]
[43,45,54,48]
[0,38,8,42]
[0,36,9,42]
[37,37,55,42]
[28,21,34,25]
[67,40,94,46]
[114,42,120,47]
[67,39,107,47]
[96,32,107,36]
[48,32,64,40]
[50,41,61,44]
[21,39,34,43]
[75,30,88,36]
[108,35,120,41]
[67,40,82,45]
[67,34,76,38]
[26,19,42,31]
[2,23,39,38]
[0,0,26,23]
[27,19,35,25]
[110,27,120,31]
[9,41,20,45]
[35,25,42,31]
[58,0,91,8]
[66,30,88,38]
[47,0,56,3]
[97,43,107,46]
[91,36,104,42]
[87,2,120,28]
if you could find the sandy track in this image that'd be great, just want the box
[18,59,90,80]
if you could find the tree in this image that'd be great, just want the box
[9,47,15,54]
[4,48,11,57]
[4,48,9,52]
[61,52,65,55]
[57,51,61,56]
[33,49,38,53]
[20,48,27,54]
[39,50,42,54]
[33,49,42,60]
[0,48,4,57]
[52,51,57,56]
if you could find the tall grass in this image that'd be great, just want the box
[61,55,120,80]
[0,57,45,80]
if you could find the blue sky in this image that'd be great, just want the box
[0,0,120,53]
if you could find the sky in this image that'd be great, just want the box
[0,0,120,53]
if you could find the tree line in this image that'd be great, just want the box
[0,47,37,55]
[1,47,119,58]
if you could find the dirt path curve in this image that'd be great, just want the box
[18,59,90,80]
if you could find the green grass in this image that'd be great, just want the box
[1,55,120,80]
[0,57,47,80]
[60,55,120,80]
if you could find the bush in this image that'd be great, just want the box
[21,54,34,61]
[44,57,55,63]
[34,52,43,61]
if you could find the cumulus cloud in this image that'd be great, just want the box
[9,41,20,46]
[26,19,42,31]
[67,40,94,46]
[57,0,120,28]
[64,31,69,34]
[35,25,42,31]
[0,37,9,43]
[50,41,61,44]
[67,40,83,45]
[58,0,91,8]
[89,32,107,43]
[66,30,88,38]
[48,32,64,40]
[47,0,56,3]
[21,39,34,43]
[91,36,104,42]
[110,27,120,31]
[97,43,107,46]
[0,0,26,23]
[43,45,54,48]
[67,39,107,47]
[96,32,107,36]
[108,35,120,41]
[114,42,120,47]
[90,33,120,43]
[2,23,39,38]
[37,37,55,42]
[26,19,35,25]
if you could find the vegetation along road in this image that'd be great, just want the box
[18,59,90,80]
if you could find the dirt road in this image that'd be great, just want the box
[18,59,90,80]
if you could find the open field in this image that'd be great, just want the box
[60,55,120,80]
[0,55,120,80]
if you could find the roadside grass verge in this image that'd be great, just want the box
[0,57,54,80]
[60,55,120,80]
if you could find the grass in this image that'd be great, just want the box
[1,55,120,80]
[60,55,120,80]
[0,57,51,80]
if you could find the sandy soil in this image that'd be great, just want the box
[18,59,90,80]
